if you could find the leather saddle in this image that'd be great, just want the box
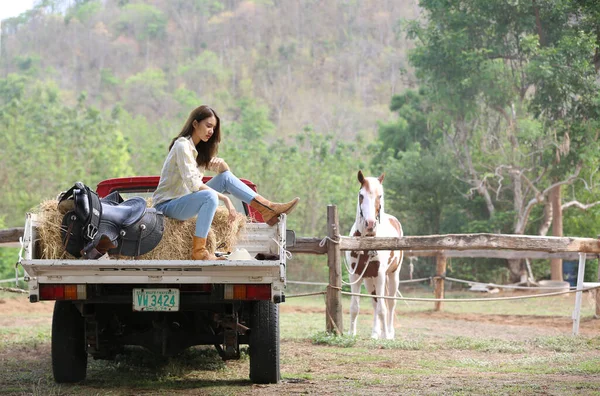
[59,182,164,258]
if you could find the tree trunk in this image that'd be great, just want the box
[550,185,563,280]
[507,258,526,283]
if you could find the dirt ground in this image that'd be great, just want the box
[3,295,599,339]
[1,294,600,395]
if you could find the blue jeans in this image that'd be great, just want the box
[154,171,257,238]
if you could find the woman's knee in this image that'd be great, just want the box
[204,189,219,207]
[189,190,218,208]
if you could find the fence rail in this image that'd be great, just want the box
[299,205,600,336]
[0,227,24,248]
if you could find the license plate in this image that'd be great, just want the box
[133,288,180,312]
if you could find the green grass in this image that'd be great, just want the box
[441,336,526,353]
[366,337,425,350]
[0,290,28,300]
[532,335,600,352]
[0,324,51,348]
[310,331,357,347]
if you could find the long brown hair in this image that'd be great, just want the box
[169,105,221,168]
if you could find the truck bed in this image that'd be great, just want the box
[19,213,289,302]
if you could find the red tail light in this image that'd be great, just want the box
[246,285,271,300]
[40,284,87,301]
[223,284,271,300]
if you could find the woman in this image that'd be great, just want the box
[152,105,299,260]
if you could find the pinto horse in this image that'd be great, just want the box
[346,170,404,339]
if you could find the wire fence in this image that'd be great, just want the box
[3,274,597,304]
[285,276,599,301]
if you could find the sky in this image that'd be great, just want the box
[0,0,35,21]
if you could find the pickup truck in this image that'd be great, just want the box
[18,176,293,384]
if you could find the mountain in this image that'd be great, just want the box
[1,0,418,140]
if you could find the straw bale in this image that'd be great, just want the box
[33,199,247,260]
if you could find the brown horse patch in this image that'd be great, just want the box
[386,252,401,274]
[350,252,380,277]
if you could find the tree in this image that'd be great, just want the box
[403,0,600,281]
[375,89,464,236]
[114,3,167,67]
[0,74,132,226]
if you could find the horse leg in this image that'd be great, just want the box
[366,276,386,339]
[363,278,379,339]
[348,272,362,337]
[385,251,403,339]
[385,268,400,339]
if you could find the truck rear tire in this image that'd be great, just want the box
[249,300,280,384]
[51,301,87,383]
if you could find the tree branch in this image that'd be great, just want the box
[514,165,582,234]
[532,0,545,46]
[562,200,600,211]
[538,201,552,236]
[487,54,521,61]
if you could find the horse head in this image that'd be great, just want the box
[355,170,385,237]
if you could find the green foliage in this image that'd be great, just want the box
[125,68,168,91]
[385,148,464,236]
[0,216,21,281]
[113,110,170,177]
[65,0,102,24]
[123,68,169,115]
[173,88,201,114]
[1,0,599,287]
[13,55,41,76]
[115,4,167,41]
[0,74,132,227]
[404,0,600,213]
[0,246,20,282]
[226,97,274,140]
[100,68,120,87]
[224,110,368,235]
[177,51,230,86]
[382,0,600,282]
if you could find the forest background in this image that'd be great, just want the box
[1,0,600,286]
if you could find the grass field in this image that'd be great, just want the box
[1,288,599,395]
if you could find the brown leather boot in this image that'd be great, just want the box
[192,236,217,260]
[249,195,300,226]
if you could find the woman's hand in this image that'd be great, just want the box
[222,196,237,223]
[209,158,230,173]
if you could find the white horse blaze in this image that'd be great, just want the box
[347,171,403,340]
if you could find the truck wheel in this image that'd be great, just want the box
[51,301,87,383]
[249,300,280,384]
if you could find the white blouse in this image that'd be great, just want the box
[152,136,220,206]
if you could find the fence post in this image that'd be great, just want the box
[596,260,600,319]
[572,252,586,335]
[326,205,343,335]
[434,253,447,311]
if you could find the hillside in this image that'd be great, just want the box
[1,0,419,140]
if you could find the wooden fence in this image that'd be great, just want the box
[2,207,600,335]
[287,206,600,336]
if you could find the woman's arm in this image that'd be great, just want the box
[198,183,237,222]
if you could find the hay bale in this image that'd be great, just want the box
[33,199,247,260]
[35,200,74,259]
